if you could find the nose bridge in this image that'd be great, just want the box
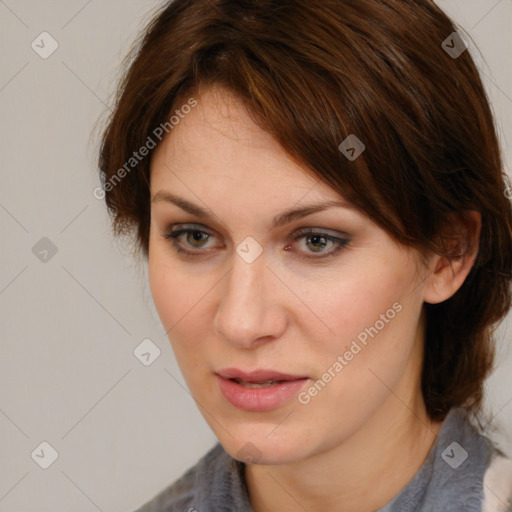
[214,249,284,347]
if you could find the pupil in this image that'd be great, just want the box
[189,231,207,246]
[309,235,326,252]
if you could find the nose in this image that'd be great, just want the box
[213,249,288,349]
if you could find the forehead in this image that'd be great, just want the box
[148,87,383,241]
[150,86,322,194]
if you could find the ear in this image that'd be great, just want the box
[423,210,482,305]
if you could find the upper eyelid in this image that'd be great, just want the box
[164,225,349,247]
[165,222,347,237]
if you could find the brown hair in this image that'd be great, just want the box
[97,0,512,422]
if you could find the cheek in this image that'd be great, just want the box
[303,269,423,408]
[292,253,423,407]
[147,250,213,367]
[292,259,409,348]
[148,242,201,326]
[148,252,177,325]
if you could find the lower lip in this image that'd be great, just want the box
[216,375,309,412]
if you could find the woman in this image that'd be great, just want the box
[98,0,512,510]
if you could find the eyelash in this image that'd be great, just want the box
[161,224,349,261]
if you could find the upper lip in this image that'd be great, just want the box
[216,368,308,382]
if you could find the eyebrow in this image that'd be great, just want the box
[151,191,354,229]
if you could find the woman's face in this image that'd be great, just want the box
[148,86,432,465]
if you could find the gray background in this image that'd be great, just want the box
[0,1,511,511]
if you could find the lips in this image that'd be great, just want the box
[232,379,280,388]
[216,368,308,382]
[215,368,310,411]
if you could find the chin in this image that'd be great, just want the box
[217,427,310,466]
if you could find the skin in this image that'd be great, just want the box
[147,85,481,512]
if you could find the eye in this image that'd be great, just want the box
[160,224,349,260]
[286,228,349,260]
[160,224,220,258]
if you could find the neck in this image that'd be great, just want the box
[245,384,443,512]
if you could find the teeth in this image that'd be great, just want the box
[235,379,279,388]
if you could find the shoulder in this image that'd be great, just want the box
[431,407,512,512]
[131,443,252,512]
[481,452,512,512]
[382,407,512,512]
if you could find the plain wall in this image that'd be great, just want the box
[0,1,510,511]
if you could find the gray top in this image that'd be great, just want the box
[133,407,512,512]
